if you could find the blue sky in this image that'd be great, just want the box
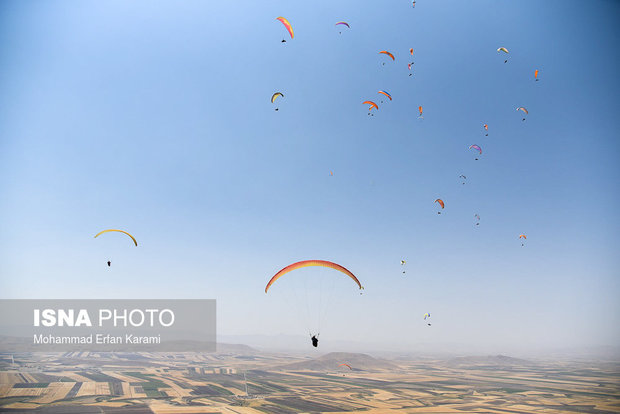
[1,0,618,352]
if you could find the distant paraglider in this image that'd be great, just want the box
[519,234,527,246]
[516,107,528,121]
[335,21,350,34]
[484,124,489,136]
[379,50,395,65]
[271,92,284,111]
[95,229,137,268]
[534,69,539,81]
[474,214,480,226]
[363,100,379,115]
[469,144,482,160]
[378,90,392,103]
[460,175,467,185]
[418,106,423,119]
[401,260,406,274]
[424,313,431,326]
[497,47,509,63]
[435,199,444,214]
[276,17,294,42]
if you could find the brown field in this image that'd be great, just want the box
[0,351,618,413]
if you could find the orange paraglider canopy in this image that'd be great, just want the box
[379,50,395,61]
[265,260,362,293]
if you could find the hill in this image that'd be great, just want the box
[445,354,534,367]
[278,352,398,371]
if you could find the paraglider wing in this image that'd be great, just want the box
[469,144,482,154]
[335,21,350,28]
[434,199,444,209]
[418,106,423,116]
[378,90,392,101]
[338,363,352,370]
[271,92,284,103]
[484,124,488,131]
[497,47,509,54]
[265,260,362,293]
[409,48,414,55]
[534,69,539,80]
[516,107,528,115]
[363,100,379,111]
[276,17,294,39]
[519,234,527,239]
[379,50,395,61]
[408,63,412,71]
[423,313,431,320]
[94,229,138,246]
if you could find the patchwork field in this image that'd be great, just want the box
[0,351,618,413]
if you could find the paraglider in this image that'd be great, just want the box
[484,124,488,136]
[94,229,138,246]
[276,17,294,41]
[497,47,509,63]
[311,334,319,347]
[535,69,539,81]
[418,106,423,119]
[379,50,395,65]
[516,107,528,121]
[265,260,363,293]
[363,100,379,115]
[519,234,527,246]
[424,313,431,326]
[401,260,406,274]
[435,199,444,214]
[338,363,352,370]
[408,63,412,76]
[335,21,349,34]
[330,171,333,176]
[460,174,467,185]
[266,261,362,346]
[474,214,480,226]
[378,90,392,102]
[409,48,414,56]
[271,92,284,111]
[469,144,482,160]
[95,230,137,268]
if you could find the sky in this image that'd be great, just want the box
[0,0,619,354]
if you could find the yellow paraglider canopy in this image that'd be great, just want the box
[94,229,138,246]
